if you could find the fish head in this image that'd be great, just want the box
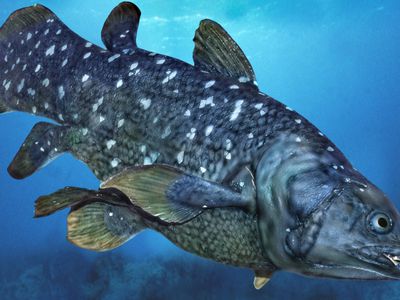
[255,138,400,280]
[300,179,400,280]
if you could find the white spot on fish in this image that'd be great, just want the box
[130,62,138,70]
[230,100,244,121]
[99,115,105,123]
[27,32,32,40]
[318,132,324,136]
[44,102,49,109]
[140,98,152,110]
[186,128,196,140]
[44,29,49,35]
[286,106,293,111]
[62,59,68,67]
[118,119,125,128]
[205,125,214,136]
[327,146,335,152]
[61,44,67,51]
[106,140,116,150]
[254,103,263,110]
[85,42,93,48]
[296,137,302,143]
[116,79,123,88]
[32,106,37,113]
[156,58,165,64]
[17,79,25,93]
[35,41,41,49]
[225,152,232,160]
[161,126,171,139]
[200,167,207,173]
[45,45,55,56]
[56,29,62,35]
[173,89,179,93]
[58,114,64,121]
[199,96,214,108]
[205,80,215,89]
[110,159,119,168]
[42,78,50,87]
[177,151,184,164]
[238,76,250,83]
[40,147,45,152]
[82,74,90,82]
[184,109,191,117]
[226,139,232,150]
[4,81,10,91]
[295,119,302,124]
[58,86,65,99]
[248,132,254,139]
[83,52,91,59]
[333,165,338,170]
[28,88,36,96]
[230,85,239,89]
[35,64,41,72]
[109,212,113,217]
[108,54,121,63]
[162,70,177,84]
[149,52,156,56]
[82,128,88,136]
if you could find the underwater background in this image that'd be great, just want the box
[0,0,399,299]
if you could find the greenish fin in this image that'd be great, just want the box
[101,2,141,53]
[101,164,253,224]
[8,122,69,179]
[0,4,57,41]
[68,202,144,251]
[193,19,258,89]
[35,187,98,217]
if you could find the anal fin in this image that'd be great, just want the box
[8,122,68,179]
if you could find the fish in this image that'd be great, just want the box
[1,2,400,290]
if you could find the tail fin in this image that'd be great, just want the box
[35,187,145,251]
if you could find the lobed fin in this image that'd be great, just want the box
[101,164,253,224]
[8,122,69,179]
[193,19,258,89]
[101,2,141,53]
[35,187,98,217]
[68,201,144,251]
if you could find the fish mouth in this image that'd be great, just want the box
[354,245,400,279]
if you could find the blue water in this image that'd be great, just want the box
[0,0,399,299]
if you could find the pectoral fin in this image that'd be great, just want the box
[193,19,258,89]
[101,164,253,224]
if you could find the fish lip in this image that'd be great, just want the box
[353,245,400,278]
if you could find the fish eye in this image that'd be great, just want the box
[368,212,393,234]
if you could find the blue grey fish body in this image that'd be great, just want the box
[2,3,400,289]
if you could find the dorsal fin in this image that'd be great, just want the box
[101,2,141,53]
[193,19,258,89]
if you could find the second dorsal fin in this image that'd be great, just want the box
[193,19,258,89]
[101,2,141,53]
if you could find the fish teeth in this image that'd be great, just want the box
[384,253,400,266]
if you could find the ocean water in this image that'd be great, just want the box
[0,0,399,299]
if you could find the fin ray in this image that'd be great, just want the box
[193,19,258,88]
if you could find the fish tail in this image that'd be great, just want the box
[0,4,91,123]
[35,187,146,251]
